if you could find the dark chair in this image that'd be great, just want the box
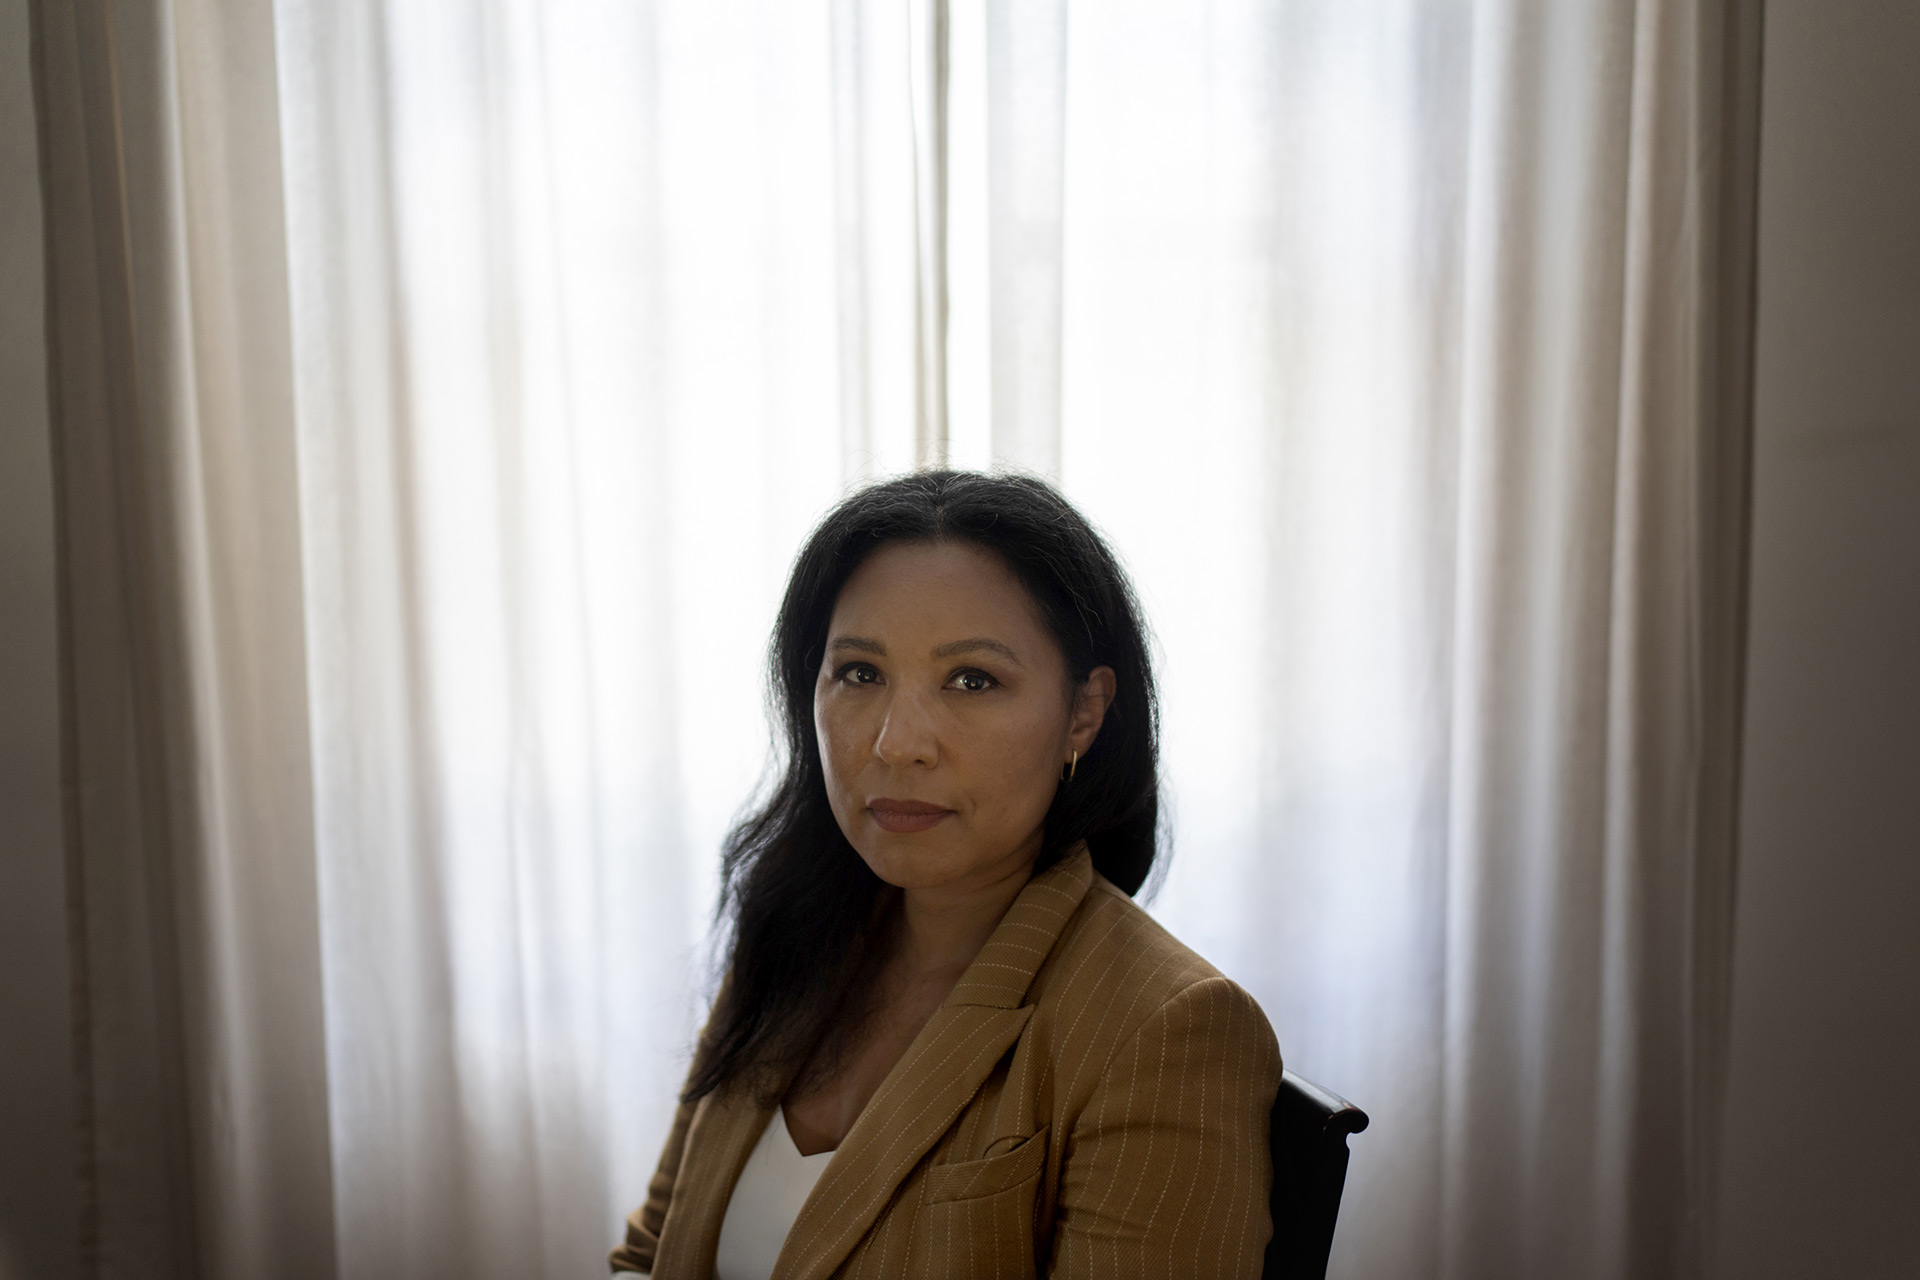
[1262,1070,1370,1280]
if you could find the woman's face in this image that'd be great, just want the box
[814,539,1115,897]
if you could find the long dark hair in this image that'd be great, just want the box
[683,470,1162,1103]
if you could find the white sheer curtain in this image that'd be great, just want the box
[274,3,916,1274]
[33,1,1756,1278]
[1029,7,1759,1277]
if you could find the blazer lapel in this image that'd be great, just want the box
[773,847,1095,1280]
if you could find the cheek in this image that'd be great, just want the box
[966,705,1065,816]
[812,691,841,779]
[812,688,864,785]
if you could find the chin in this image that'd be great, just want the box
[854,831,972,891]
[854,820,1041,895]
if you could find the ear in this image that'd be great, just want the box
[1067,665,1117,759]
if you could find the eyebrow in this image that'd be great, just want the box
[825,635,1023,666]
[931,637,1023,666]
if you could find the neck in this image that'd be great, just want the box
[894,849,1038,982]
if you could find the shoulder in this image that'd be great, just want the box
[1028,872,1279,1100]
[1045,873,1223,1006]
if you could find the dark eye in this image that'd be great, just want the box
[949,669,996,693]
[836,662,881,685]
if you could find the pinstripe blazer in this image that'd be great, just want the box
[609,843,1283,1279]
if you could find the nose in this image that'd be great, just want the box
[872,685,940,770]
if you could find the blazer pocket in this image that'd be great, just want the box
[925,1126,1050,1203]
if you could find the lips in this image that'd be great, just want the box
[868,799,954,834]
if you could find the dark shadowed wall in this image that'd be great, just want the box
[1714,2,1920,1276]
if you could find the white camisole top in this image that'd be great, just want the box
[711,1109,834,1280]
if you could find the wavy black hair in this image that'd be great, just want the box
[684,470,1162,1103]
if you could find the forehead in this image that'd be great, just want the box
[829,540,1052,644]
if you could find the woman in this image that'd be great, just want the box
[611,472,1282,1279]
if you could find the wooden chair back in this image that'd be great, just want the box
[1262,1069,1370,1280]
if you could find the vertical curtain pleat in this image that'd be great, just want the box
[829,0,921,480]
[31,1,337,1277]
[909,0,951,467]
[35,5,204,1271]
[1681,5,1764,1267]
[984,0,1066,478]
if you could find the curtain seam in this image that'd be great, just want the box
[26,1,102,1271]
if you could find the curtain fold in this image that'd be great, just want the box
[32,2,336,1278]
[274,3,887,1275]
[34,1,1758,1278]
[983,2,1759,1275]
[983,0,1067,477]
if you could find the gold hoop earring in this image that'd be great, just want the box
[1062,749,1078,783]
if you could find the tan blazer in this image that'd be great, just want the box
[610,844,1283,1279]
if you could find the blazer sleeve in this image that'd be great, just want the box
[607,1086,697,1275]
[1047,975,1283,1280]
[609,984,729,1277]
